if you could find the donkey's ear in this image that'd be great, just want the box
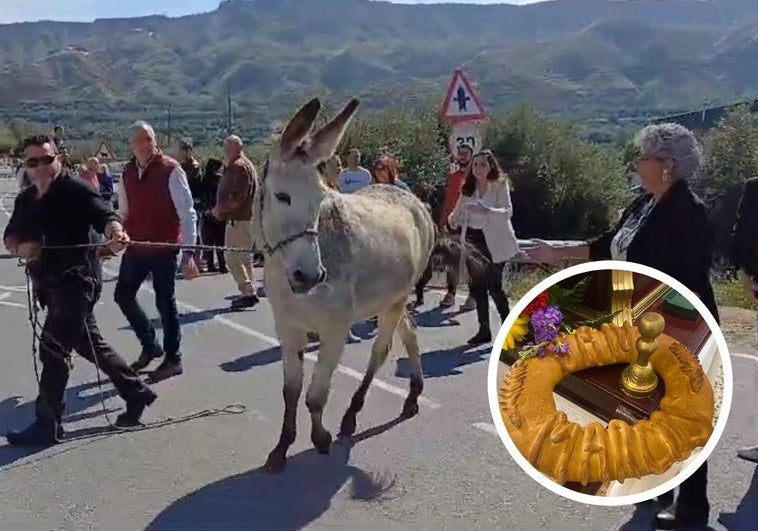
[308,98,360,162]
[280,98,321,156]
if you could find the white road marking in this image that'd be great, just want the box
[0,194,11,217]
[472,422,498,435]
[0,292,25,308]
[0,285,28,292]
[732,352,758,362]
[0,195,441,409]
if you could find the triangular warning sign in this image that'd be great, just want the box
[95,140,115,159]
[441,69,486,123]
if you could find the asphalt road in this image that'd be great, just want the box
[0,178,756,531]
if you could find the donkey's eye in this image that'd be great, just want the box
[274,192,291,205]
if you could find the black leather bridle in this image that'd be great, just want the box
[258,159,319,256]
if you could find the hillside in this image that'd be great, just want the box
[0,0,757,147]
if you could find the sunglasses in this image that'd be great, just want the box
[25,155,56,168]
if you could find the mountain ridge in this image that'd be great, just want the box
[0,0,757,142]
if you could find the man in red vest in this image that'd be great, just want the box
[114,121,199,383]
[438,144,474,310]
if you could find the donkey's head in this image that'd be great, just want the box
[257,97,360,294]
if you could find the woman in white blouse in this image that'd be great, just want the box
[448,150,519,345]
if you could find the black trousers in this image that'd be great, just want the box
[201,214,226,269]
[35,276,150,422]
[656,461,709,525]
[466,229,510,332]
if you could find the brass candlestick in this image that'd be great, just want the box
[620,312,664,398]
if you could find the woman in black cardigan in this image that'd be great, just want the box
[541,123,716,531]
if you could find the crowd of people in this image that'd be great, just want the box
[4,116,758,530]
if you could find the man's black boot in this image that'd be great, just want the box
[231,294,259,311]
[147,355,183,383]
[467,328,492,346]
[130,345,165,373]
[115,388,158,428]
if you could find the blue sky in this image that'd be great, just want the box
[0,0,544,24]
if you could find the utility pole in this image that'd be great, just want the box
[227,90,233,135]
[166,105,172,147]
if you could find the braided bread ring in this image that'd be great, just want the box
[499,322,714,486]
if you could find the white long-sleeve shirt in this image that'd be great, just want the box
[448,178,519,264]
[118,162,198,247]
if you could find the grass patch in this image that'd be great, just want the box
[506,267,551,302]
[505,270,756,311]
[713,279,757,310]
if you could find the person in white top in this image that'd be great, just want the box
[337,148,372,193]
[448,150,519,345]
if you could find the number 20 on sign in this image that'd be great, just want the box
[450,122,482,154]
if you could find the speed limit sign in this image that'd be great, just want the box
[449,121,482,154]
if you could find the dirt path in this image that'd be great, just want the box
[720,306,756,354]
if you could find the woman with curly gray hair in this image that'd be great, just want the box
[541,123,717,317]
[539,123,716,530]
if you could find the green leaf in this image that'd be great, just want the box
[576,310,622,329]
[547,275,592,310]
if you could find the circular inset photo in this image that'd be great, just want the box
[487,260,732,506]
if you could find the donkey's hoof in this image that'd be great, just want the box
[264,449,287,474]
[401,400,419,419]
[312,430,332,454]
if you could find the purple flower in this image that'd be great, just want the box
[531,306,563,345]
[551,341,570,355]
[534,325,556,344]
[543,306,562,324]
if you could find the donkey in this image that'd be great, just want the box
[413,235,492,307]
[253,97,436,472]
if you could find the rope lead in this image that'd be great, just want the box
[21,266,249,441]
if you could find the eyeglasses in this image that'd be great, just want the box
[25,155,56,168]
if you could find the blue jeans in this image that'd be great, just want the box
[114,249,181,358]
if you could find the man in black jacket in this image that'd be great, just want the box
[3,135,157,446]
[730,176,758,464]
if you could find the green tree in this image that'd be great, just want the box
[0,118,42,152]
[485,105,629,239]
[695,106,758,262]
[338,100,451,187]
[698,106,758,192]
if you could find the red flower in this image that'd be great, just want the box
[523,291,548,315]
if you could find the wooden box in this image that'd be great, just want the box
[500,270,711,424]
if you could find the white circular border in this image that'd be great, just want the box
[487,260,734,507]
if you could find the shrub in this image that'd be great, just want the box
[337,101,451,187]
[484,105,630,239]
[693,106,758,263]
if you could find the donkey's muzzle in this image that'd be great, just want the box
[289,266,328,294]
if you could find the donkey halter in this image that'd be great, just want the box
[258,159,319,256]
